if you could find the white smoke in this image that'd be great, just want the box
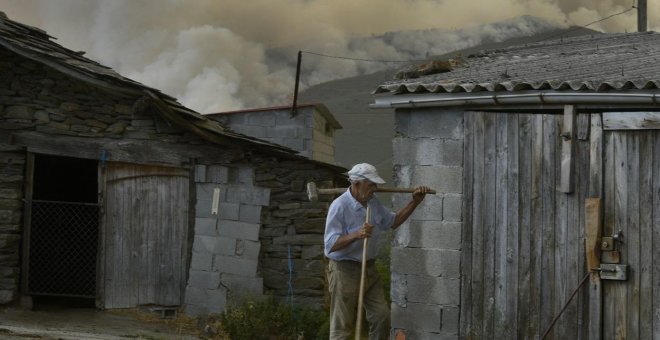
[0,0,647,113]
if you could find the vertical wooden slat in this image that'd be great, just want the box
[483,113,497,338]
[575,123,591,340]
[517,115,533,339]
[602,131,615,340]
[470,112,486,339]
[639,132,653,340]
[541,114,557,338]
[613,133,628,340]
[494,113,509,338]
[652,134,660,340]
[555,114,569,339]
[21,153,35,295]
[531,115,544,338]
[506,113,520,339]
[626,134,640,340]
[460,112,475,337]
[587,114,603,340]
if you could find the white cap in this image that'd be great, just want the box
[347,163,386,184]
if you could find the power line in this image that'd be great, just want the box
[301,50,427,64]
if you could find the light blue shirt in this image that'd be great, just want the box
[324,188,396,262]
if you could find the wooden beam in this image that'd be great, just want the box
[587,114,603,340]
[559,105,576,193]
[603,112,660,130]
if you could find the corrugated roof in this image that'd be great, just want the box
[209,103,343,129]
[375,32,660,95]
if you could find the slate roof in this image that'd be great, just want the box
[375,32,660,95]
[0,12,295,154]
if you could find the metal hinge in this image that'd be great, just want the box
[594,264,628,281]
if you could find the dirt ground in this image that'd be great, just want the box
[0,300,204,340]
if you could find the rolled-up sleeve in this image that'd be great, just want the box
[324,203,344,256]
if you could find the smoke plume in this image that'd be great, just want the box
[0,0,647,113]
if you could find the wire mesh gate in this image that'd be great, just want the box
[27,200,99,298]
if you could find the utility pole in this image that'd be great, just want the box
[291,51,302,116]
[638,0,647,32]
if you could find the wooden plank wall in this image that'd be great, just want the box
[103,162,189,308]
[601,131,660,340]
[461,112,593,340]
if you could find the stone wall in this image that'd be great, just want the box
[0,145,24,304]
[390,109,464,339]
[255,159,343,308]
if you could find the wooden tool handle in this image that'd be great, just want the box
[355,206,370,340]
[375,187,437,194]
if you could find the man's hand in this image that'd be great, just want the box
[412,186,431,204]
[355,222,374,239]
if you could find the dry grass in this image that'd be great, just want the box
[108,308,203,339]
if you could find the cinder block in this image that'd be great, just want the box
[235,239,260,260]
[188,270,221,290]
[195,217,217,236]
[276,111,304,126]
[405,276,460,305]
[393,138,463,166]
[282,138,304,151]
[247,113,276,126]
[192,235,235,256]
[391,247,460,278]
[443,194,462,222]
[391,302,442,333]
[390,272,408,307]
[238,186,271,206]
[440,307,460,336]
[185,304,209,317]
[196,199,214,219]
[412,166,462,194]
[206,165,229,184]
[213,256,258,277]
[190,251,213,271]
[234,125,267,138]
[408,221,461,250]
[185,286,208,306]
[197,183,223,202]
[206,289,228,313]
[219,202,240,220]
[266,126,298,138]
[239,204,262,224]
[396,109,463,139]
[392,220,411,247]
[217,219,260,241]
[413,194,443,221]
[194,165,207,183]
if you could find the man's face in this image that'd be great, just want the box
[355,180,377,202]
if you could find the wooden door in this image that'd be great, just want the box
[461,111,594,339]
[101,162,190,308]
[601,127,660,340]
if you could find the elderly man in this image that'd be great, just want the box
[324,163,430,340]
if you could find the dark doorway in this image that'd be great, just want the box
[26,154,98,300]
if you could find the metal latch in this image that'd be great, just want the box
[594,264,628,280]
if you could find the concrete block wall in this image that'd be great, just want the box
[184,163,271,316]
[213,108,314,159]
[390,109,463,339]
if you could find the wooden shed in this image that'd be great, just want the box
[0,13,345,314]
[372,32,660,339]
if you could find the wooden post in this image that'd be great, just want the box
[355,206,371,339]
[638,0,648,32]
[559,105,576,193]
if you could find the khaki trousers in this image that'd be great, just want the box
[327,260,390,340]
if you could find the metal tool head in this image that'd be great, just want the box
[306,182,318,202]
